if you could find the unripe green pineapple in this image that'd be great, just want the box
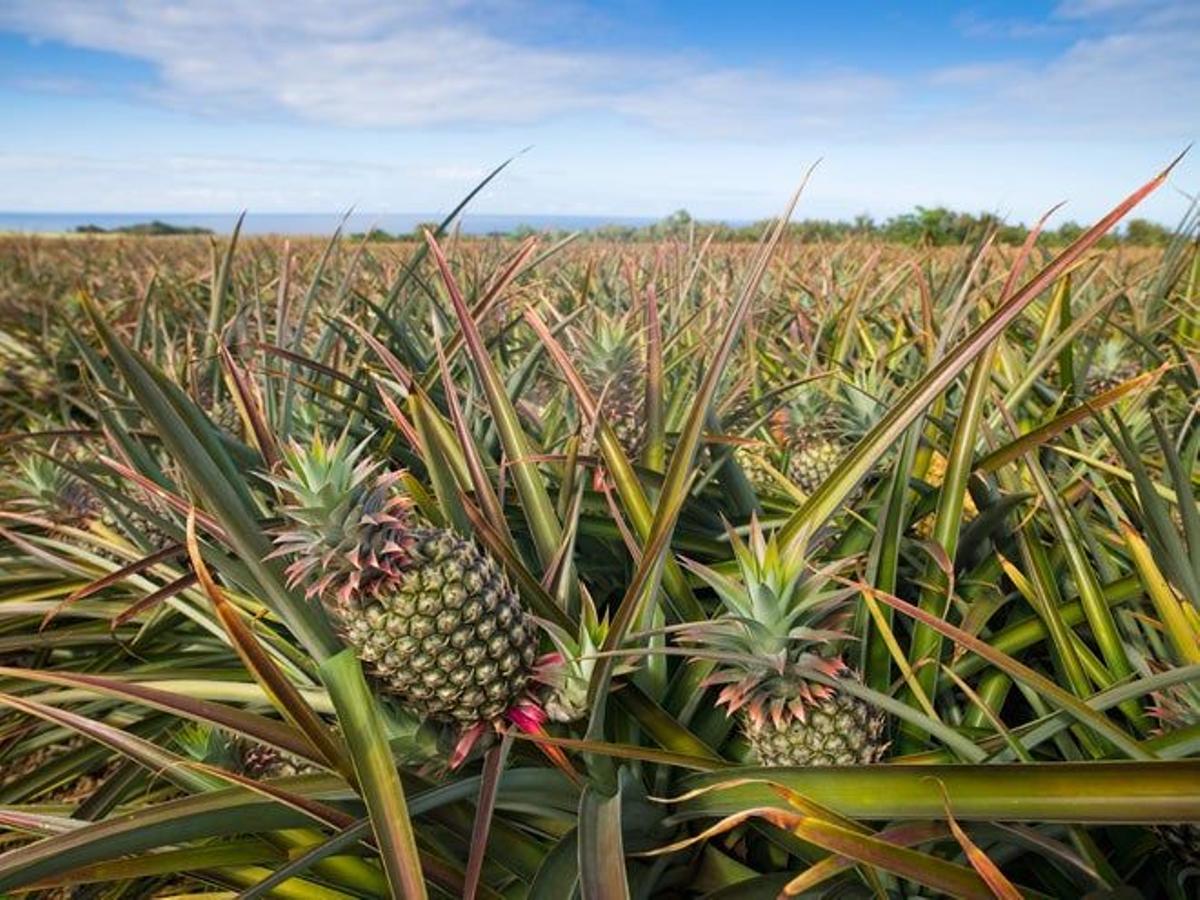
[575,312,644,456]
[270,435,539,725]
[733,443,790,497]
[777,371,887,495]
[682,521,886,767]
[6,451,169,550]
[745,693,886,766]
[175,723,320,779]
[196,384,242,434]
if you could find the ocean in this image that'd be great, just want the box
[0,211,657,236]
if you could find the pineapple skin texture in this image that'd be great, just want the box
[743,692,886,767]
[786,436,843,494]
[336,528,539,724]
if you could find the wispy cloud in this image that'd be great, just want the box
[10,0,1194,142]
[0,1,898,137]
[0,1,1193,220]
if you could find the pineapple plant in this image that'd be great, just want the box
[175,722,321,780]
[5,449,170,550]
[534,590,631,723]
[574,311,645,457]
[0,328,56,426]
[269,434,540,726]
[1081,335,1142,395]
[7,451,98,526]
[682,521,886,766]
[1127,632,1200,870]
[776,370,888,495]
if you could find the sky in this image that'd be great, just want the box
[0,0,1197,224]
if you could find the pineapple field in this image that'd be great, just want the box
[2,165,1200,899]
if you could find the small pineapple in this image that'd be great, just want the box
[732,443,786,497]
[6,450,169,550]
[8,452,98,525]
[270,435,539,725]
[682,521,886,766]
[175,723,320,779]
[912,450,979,540]
[575,312,644,457]
[196,383,242,434]
[777,372,887,495]
[1082,336,1141,395]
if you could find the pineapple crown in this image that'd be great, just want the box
[680,520,857,727]
[174,722,242,771]
[1089,334,1133,372]
[1124,612,1200,733]
[575,311,642,384]
[6,452,96,523]
[267,433,418,608]
[534,591,632,723]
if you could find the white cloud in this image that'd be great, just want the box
[934,0,1199,140]
[0,2,1194,221]
[1,1,1195,142]
[0,0,897,137]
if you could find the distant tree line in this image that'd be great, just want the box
[75,220,214,236]
[569,207,1180,247]
[351,207,1181,246]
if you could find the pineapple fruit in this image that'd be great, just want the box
[176,722,320,779]
[575,312,644,457]
[776,372,887,495]
[6,450,169,549]
[1082,336,1141,395]
[683,521,886,766]
[270,435,539,725]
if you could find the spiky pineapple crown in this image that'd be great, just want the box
[576,312,642,386]
[174,722,242,770]
[7,452,96,523]
[267,434,416,608]
[1089,335,1133,374]
[535,591,632,723]
[681,521,855,726]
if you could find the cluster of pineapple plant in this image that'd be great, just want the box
[269,433,540,732]
[0,165,1197,900]
[683,520,887,766]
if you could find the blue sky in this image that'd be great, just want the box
[0,1,1196,224]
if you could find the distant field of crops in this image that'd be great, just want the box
[1,170,1198,898]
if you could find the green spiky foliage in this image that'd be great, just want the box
[5,449,170,550]
[574,311,644,455]
[1126,621,1200,870]
[270,434,539,725]
[683,522,887,766]
[0,329,56,425]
